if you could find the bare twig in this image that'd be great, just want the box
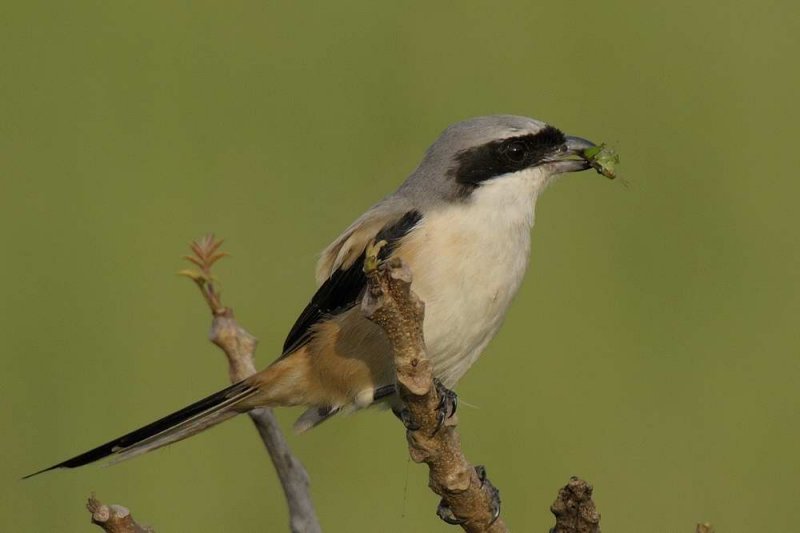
[182,234,321,533]
[361,249,508,533]
[549,477,601,533]
[87,494,153,533]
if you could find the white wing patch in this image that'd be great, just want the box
[315,200,411,285]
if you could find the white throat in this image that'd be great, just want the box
[465,166,549,228]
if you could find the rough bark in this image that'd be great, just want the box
[549,477,601,533]
[361,250,508,533]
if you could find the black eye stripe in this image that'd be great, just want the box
[448,126,566,187]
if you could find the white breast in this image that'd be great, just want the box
[401,169,546,387]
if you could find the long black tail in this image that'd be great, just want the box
[24,381,257,479]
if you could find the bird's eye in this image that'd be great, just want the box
[503,141,527,163]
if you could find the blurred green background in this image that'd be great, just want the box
[2,1,798,531]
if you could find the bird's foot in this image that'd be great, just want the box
[475,465,502,524]
[435,466,501,526]
[391,380,456,434]
[391,405,421,432]
[433,379,458,435]
[436,500,466,525]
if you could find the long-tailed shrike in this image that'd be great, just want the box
[28,114,602,476]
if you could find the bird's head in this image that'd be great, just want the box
[399,115,598,204]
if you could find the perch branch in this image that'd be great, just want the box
[181,234,321,533]
[87,494,153,533]
[361,249,508,533]
[549,477,601,533]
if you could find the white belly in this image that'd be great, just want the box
[400,173,541,386]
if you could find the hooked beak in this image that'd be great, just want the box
[542,135,597,173]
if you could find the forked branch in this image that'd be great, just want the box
[180,234,321,533]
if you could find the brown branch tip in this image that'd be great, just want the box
[550,477,601,533]
[87,494,153,533]
[179,233,229,314]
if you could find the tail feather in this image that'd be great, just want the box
[24,381,257,479]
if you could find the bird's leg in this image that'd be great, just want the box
[432,378,458,436]
[372,384,395,402]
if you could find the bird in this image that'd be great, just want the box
[26,114,601,477]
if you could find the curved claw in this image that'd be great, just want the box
[436,500,466,525]
[435,467,502,527]
[391,405,421,432]
[475,465,502,524]
[432,379,458,436]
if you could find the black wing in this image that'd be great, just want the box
[281,210,422,356]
